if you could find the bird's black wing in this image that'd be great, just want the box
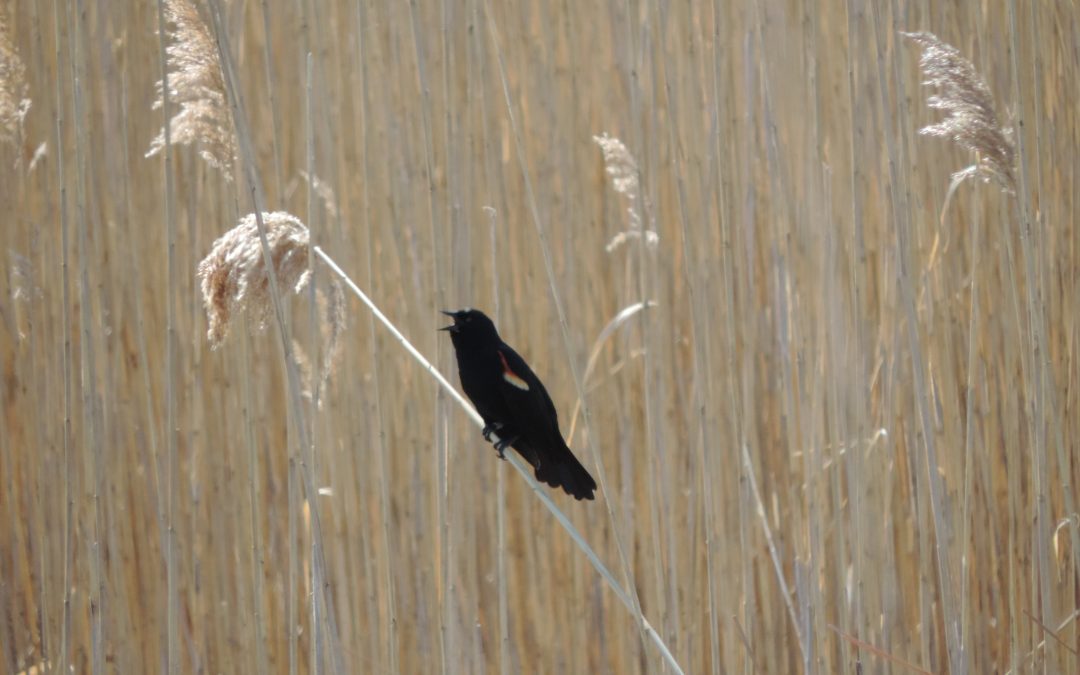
[494,344,562,442]
[495,343,597,500]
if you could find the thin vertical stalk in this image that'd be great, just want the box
[52,0,73,669]
[841,0,869,660]
[869,5,960,670]
[1007,6,1055,670]
[258,0,284,200]
[403,1,449,669]
[68,0,104,670]
[151,0,179,671]
[707,2,739,671]
[288,456,298,675]
[735,22,761,675]
[354,2,399,670]
[304,52,323,675]
[489,209,511,675]
[959,191,982,675]
[240,331,270,674]
[641,1,677,658]
[24,0,52,665]
[751,0,809,664]
[440,0,458,664]
[474,0,509,665]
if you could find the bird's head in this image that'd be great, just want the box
[440,308,498,339]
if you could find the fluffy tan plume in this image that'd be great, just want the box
[903,31,1015,191]
[147,0,236,180]
[0,8,31,146]
[593,133,658,252]
[197,212,312,348]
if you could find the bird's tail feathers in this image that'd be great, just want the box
[536,447,597,501]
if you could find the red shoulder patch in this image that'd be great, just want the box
[498,351,530,391]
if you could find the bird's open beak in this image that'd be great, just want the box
[439,310,458,332]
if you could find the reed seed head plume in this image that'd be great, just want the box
[593,132,658,252]
[198,212,312,348]
[27,141,47,172]
[292,171,340,220]
[320,279,346,377]
[0,8,31,147]
[8,250,36,302]
[903,31,1015,191]
[292,280,346,405]
[147,0,236,180]
[593,132,639,197]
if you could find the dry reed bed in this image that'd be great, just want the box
[1,1,1078,673]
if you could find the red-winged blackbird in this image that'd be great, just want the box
[441,309,597,501]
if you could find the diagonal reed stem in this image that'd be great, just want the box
[313,245,685,674]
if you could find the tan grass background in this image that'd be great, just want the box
[2,0,1079,673]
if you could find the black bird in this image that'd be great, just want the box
[441,309,597,501]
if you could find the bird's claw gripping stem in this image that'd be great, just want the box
[482,422,504,442]
[493,435,517,460]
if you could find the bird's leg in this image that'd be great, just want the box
[493,435,518,460]
[482,421,504,442]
